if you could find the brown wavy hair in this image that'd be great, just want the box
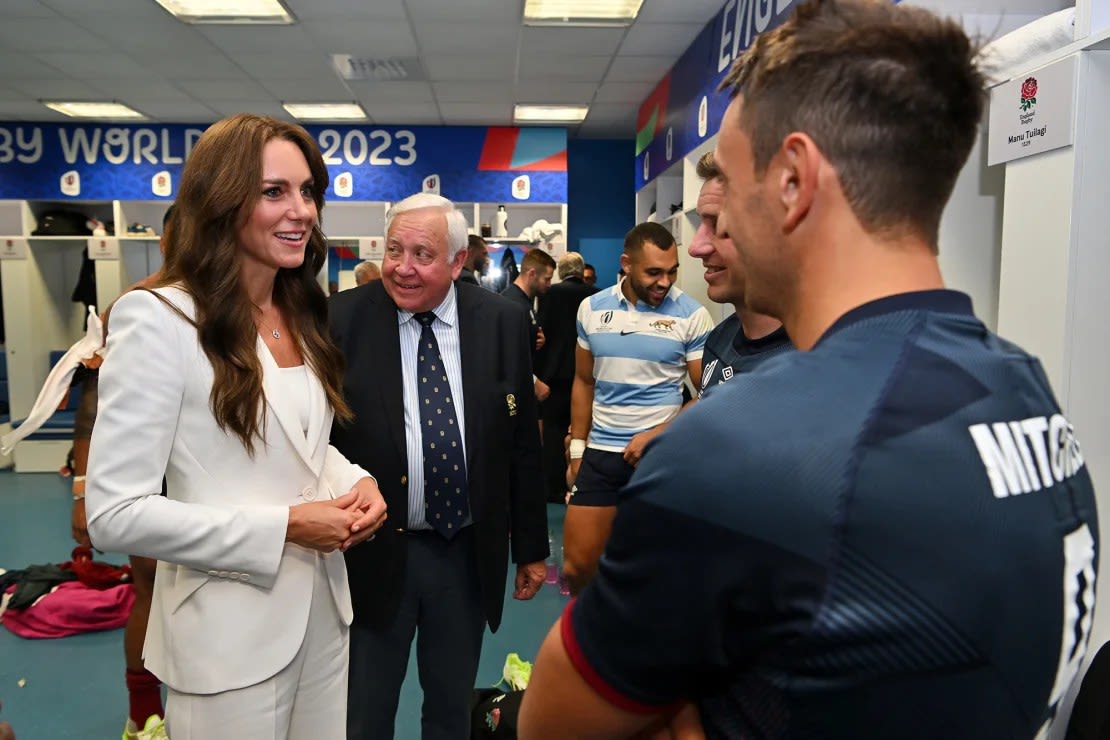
[155,113,351,455]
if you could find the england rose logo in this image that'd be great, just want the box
[1020,77,1038,112]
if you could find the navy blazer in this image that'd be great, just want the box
[328,280,547,631]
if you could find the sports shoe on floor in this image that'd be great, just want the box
[123,714,167,740]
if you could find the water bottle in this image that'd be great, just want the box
[545,530,559,584]
[494,205,509,238]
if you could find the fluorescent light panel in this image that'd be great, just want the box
[43,101,147,119]
[524,0,643,24]
[152,0,295,24]
[283,102,367,121]
[514,104,589,123]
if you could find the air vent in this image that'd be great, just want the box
[331,55,426,82]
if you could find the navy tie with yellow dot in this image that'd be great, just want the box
[414,311,469,539]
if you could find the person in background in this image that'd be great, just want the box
[535,252,597,504]
[519,1,1099,737]
[688,152,793,397]
[563,223,712,595]
[582,263,597,288]
[457,234,489,286]
[70,204,176,740]
[502,248,557,403]
[86,113,387,740]
[328,193,548,740]
[354,260,381,286]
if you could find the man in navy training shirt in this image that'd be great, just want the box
[689,151,792,397]
[519,0,1100,738]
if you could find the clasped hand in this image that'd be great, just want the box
[287,477,387,553]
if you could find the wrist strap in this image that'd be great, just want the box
[569,439,586,459]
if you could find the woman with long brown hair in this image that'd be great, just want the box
[86,113,386,739]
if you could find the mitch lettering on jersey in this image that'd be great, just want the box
[969,414,1085,498]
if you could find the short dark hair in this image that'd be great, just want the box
[583,263,596,273]
[467,234,487,251]
[520,248,556,274]
[624,222,675,255]
[720,0,985,245]
[695,152,721,181]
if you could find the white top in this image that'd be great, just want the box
[277,365,310,435]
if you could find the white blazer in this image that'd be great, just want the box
[86,286,370,695]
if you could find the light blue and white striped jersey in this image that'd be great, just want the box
[577,281,713,452]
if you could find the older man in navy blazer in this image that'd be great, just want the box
[329,193,549,740]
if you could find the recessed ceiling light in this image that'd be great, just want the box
[152,0,295,24]
[514,105,589,123]
[524,0,644,25]
[282,102,368,121]
[43,101,147,120]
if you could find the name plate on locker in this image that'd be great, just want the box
[0,237,28,260]
[359,236,385,261]
[988,55,1078,166]
[87,237,120,260]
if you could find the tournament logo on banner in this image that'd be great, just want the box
[0,123,567,203]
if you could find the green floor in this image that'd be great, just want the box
[0,470,568,739]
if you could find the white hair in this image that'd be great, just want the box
[557,251,585,280]
[386,193,469,260]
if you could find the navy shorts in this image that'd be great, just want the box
[570,448,636,507]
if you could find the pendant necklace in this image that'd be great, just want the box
[256,306,282,340]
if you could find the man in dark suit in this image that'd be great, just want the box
[329,193,549,740]
[534,252,597,503]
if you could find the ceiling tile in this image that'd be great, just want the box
[207,100,288,118]
[405,0,521,21]
[518,54,611,81]
[424,55,517,82]
[83,80,196,103]
[176,79,275,101]
[439,102,511,121]
[197,25,317,53]
[0,18,115,51]
[141,52,244,79]
[0,87,31,102]
[0,54,68,79]
[302,20,417,56]
[257,76,356,100]
[362,102,441,125]
[432,82,514,104]
[227,52,337,80]
[42,0,170,18]
[575,121,637,138]
[593,80,655,103]
[604,55,674,82]
[7,77,109,99]
[129,101,220,122]
[5,0,60,17]
[514,81,598,104]
[78,17,213,51]
[284,0,408,21]
[414,22,520,54]
[635,0,723,24]
[32,51,152,80]
[346,81,435,103]
[619,22,705,56]
[519,27,627,56]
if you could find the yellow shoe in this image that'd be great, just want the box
[123,714,167,740]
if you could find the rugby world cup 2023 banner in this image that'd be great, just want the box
[635,0,800,188]
[0,124,567,203]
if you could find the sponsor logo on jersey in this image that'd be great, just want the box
[701,360,718,391]
[969,413,1085,498]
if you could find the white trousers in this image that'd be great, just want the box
[165,557,349,740]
